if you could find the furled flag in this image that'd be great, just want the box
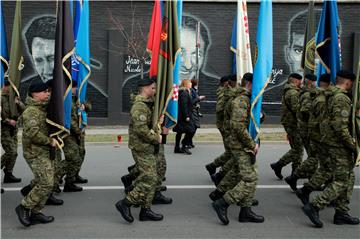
[74,0,91,128]
[301,0,316,76]
[249,0,273,142]
[47,0,74,143]
[151,0,181,131]
[147,0,163,78]
[230,0,252,83]
[315,0,341,84]
[8,0,23,118]
[0,1,9,88]
[352,57,360,166]
[71,0,82,83]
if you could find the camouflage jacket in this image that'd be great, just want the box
[229,87,255,151]
[297,86,313,132]
[308,88,326,142]
[215,86,227,130]
[22,97,53,160]
[281,83,300,128]
[128,95,160,153]
[222,87,239,140]
[1,91,25,127]
[70,96,82,136]
[320,86,355,151]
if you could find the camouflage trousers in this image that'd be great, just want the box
[78,134,86,174]
[220,150,258,207]
[278,127,304,172]
[309,146,355,212]
[53,149,66,189]
[126,149,158,208]
[128,144,166,192]
[1,126,18,173]
[22,156,54,213]
[212,129,232,168]
[293,140,319,179]
[63,135,82,183]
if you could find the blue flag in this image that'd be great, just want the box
[0,1,9,88]
[249,0,273,142]
[74,0,91,128]
[164,0,182,129]
[315,0,340,84]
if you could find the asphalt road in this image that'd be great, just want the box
[1,143,360,239]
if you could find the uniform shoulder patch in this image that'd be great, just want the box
[139,115,147,122]
[341,110,350,118]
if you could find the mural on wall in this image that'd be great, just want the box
[18,14,107,117]
[122,13,220,113]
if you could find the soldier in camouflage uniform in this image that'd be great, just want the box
[15,79,58,227]
[299,71,360,228]
[205,75,230,176]
[205,75,238,184]
[1,80,25,183]
[271,73,304,179]
[212,73,264,225]
[62,81,83,192]
[285,74,318,191]
[116,78,163,223]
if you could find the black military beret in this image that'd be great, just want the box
[220,75,230,83]
[242,72,253,83]
[288,73,302,80]
[72,80,78,88]
[229,74,237,82]
[319,73,331,83]
[4,79,10,86]
[29,76,49,94]
[337,70,356,81]
[137,77,156,87]
[304,74,317,82]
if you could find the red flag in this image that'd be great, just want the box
[147,1,162,78]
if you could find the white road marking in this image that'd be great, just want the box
[2,185,360,191]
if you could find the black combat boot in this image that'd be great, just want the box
[238,207,265,223]
[30,212,55,225]
[20,184,33,196]
[139,208,164,221]
[115,198,134,223]
[333,210,360,225]
[212,198,230,225]
[152,191,173,204]
[302,202,323,228]
[205,163,217,176]
[46,194,64,205]
[158,185,167,192]
[209,189,224,202]
[63,182,83,192]
[15,204,31,227]
[285,174,299,191]
[295,186,311,205]
[121,174,133,188]
[3,172,21,183]
[270,161,284,180]
[211,172,225,186]
[174,147,185,154]
[74,174,88,184]
[127,164,136,173]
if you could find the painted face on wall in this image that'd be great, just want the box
[31,37,55,82]
[285,32,304,75]
[180,27,205,80]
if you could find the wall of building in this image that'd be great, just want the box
[3,1,360,125]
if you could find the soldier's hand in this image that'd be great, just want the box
[158,135,162,144]
[162,126,169,135]
[253,144,260,155]
[8,119,17,127]
[51,138,59,148]
[80,104,85,111]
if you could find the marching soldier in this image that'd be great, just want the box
[115,77,163,223]
[270,73,304,179]
[285,74,330,191]
[15,78,58,227]
[1,80,25,183]
[299,70,360,227]
[211,73,263,225]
